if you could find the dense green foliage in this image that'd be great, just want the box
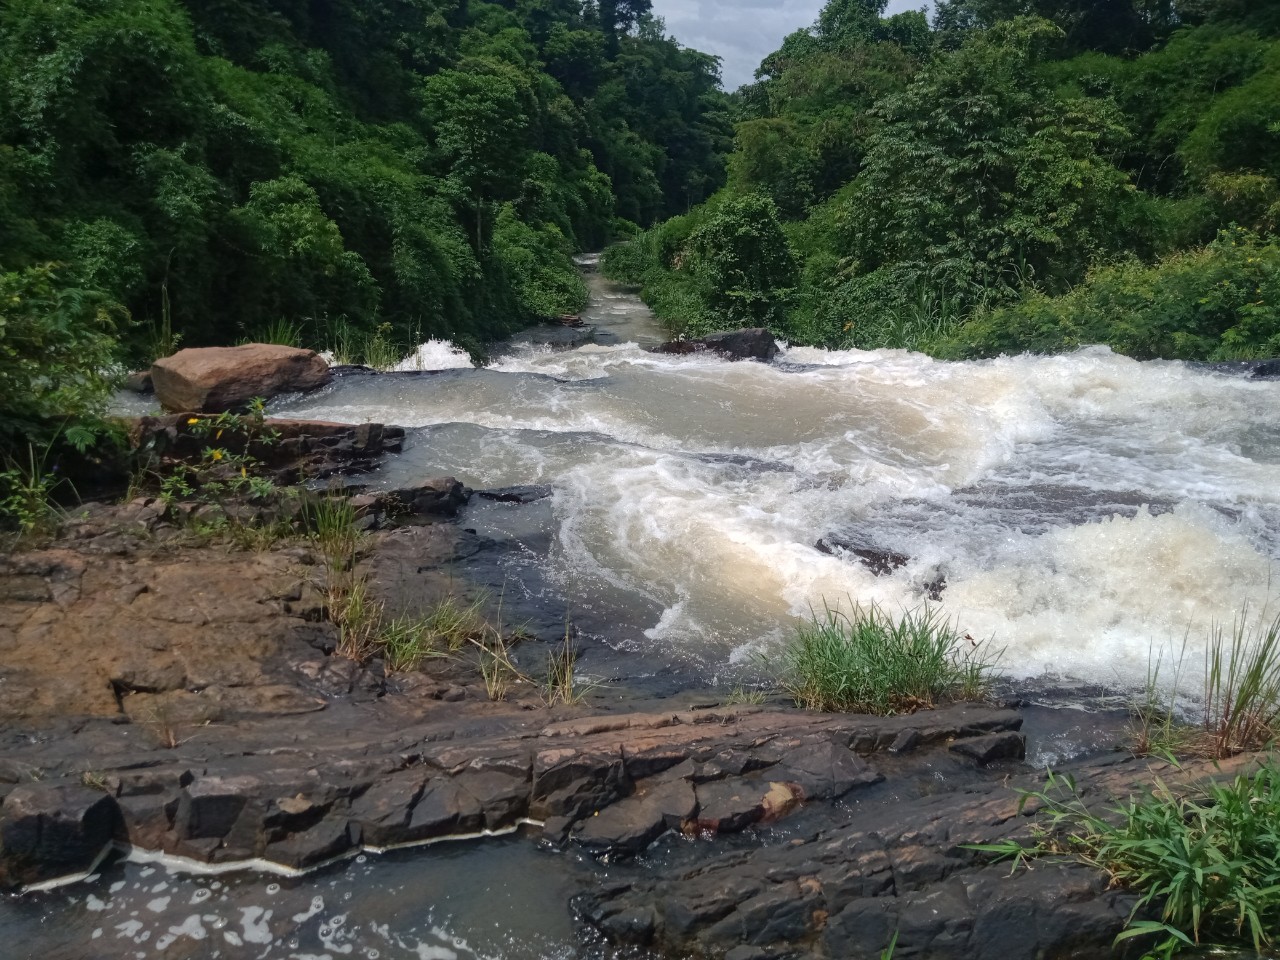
[0,0,731,442]
[606,0,1280,361]
[985,761,1280,956]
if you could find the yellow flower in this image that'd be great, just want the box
[187,418,199,425]
[210,449,224,462]
[240,466,247,478]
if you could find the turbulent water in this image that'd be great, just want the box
[273,261,1280,696]
[4,837,599,960]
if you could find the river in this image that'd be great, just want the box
[279,256,1280,697]
[7,256,1278,960]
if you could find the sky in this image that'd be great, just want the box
[649,0,933,90]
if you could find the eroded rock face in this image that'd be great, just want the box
[655,328,779,362]
[133,415,403,483]
[151,344,331,413]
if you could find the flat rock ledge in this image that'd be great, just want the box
[1,503,1266,960]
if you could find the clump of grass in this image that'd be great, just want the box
[542,628,583,706]
[253,317,303,347]
[361,325,404,372]
[725,685,767,706]
[474,631,522,701]
[976,762,1280,957]
[1203,608,1280,758]
[782,602,999,715]
[379,614,441,673]
[1134,608,1280,760]
[423,593,488,651]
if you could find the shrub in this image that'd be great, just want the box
[984,762,1280,956]
[942,229,1280,361]
[0,264,122,455]
[782,603,999,714]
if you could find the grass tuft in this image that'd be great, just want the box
[542,627,583,706]
[1134,607,1280,760]
[781,602,999,715]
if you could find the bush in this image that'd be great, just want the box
[942,229,1280,360]
[992,762,1280,956]
[0,264,122,454]
[782,603,999,715]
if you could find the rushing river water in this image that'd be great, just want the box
[276,258,1280,696]
[14,256,1279,959]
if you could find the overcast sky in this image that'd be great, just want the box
[650,0,933,90]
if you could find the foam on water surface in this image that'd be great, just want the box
[277,327,1280,694]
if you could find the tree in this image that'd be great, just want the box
[841,18,1136,302]
[688,195,798,331]
[422,59,534,247]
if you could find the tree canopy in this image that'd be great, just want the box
[605,0,1280,360]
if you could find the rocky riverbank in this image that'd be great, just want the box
[1,417,1271,960]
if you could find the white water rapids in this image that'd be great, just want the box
[276,268,1280,695]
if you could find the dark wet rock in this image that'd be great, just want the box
[815,534,909,575]
[349,773,428,847]
[384,477,471,518]
[476,485,554,504]
[0,784,122,887]
[133,415,403,483]
[151,344,331,413]
[655,328,779,362]
[532,746,632,821]
[772,738,883,799]
[815,533,947,600]
[573,778,697,856]
[949,731,1027,765]
[123,369,154,394]
[576,748,1255,960]
[1189,357,1280,380]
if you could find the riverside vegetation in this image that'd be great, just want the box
[0,0,731,476]
[604,0,1280,362]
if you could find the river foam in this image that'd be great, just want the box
[275,302,1280,696]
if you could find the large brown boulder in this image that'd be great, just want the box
[151,344,331,413]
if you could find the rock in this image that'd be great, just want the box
[476,485,554,505]
[948,732,1027,765]
[0,784,122,888]
[123,369,153,394]
[693,780,772,834]
[132,416,403,483]
[385,477,472,518]
[655,328,779,362]
[772,739,883,800]
[151,344,331,413]
[573,778,697,856]
[816,533,947,600]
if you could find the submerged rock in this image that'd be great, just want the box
[151,343,331,413]
[655,328,780,362]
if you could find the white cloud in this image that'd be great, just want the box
[650,0,932,89]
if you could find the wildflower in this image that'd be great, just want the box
[187,418,199,425]
[210,449,224,462]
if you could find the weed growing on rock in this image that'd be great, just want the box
[975,761,1280,957]
[0,443,65,540]
[781,602,1000,715]
[725,685,767,706]
[542,628,582,707]
[1134,608,1280,760]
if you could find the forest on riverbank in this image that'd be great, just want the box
[0,0,730,456]
[604,0,1280,362]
